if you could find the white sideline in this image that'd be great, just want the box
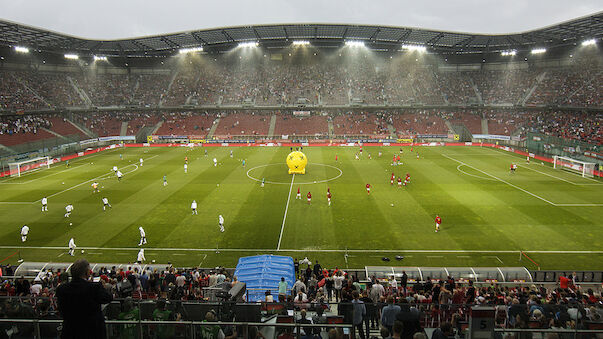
[1,245,602,254]
[277,174,295,250]
[442,154,557,206]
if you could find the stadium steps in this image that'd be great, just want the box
[160,70,179,107]
[120,122,129,136]
[470,78,483,105]
[67,119,95,138]
[387,124,396,139]
[16,77,51,108]
[521,71,547,106]
[207,118,221,139]
[444,120,455,134]
[68,76,92,106]
[150,120,163,135]
[328,120,334,139]
[481,118,488,134]
[268,115,277,137]
[41,127,71,142]
[0,144,17,155]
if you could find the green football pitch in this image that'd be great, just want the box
[1,145,602,270]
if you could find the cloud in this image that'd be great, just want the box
[0,0,600,39]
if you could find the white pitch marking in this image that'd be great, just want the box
[247,163,342,185]
[443,153,557,206]
[277,174,295,250]
[4,246,603,254]
[456,164,497,181]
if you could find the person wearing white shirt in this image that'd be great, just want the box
[102,197,112,211]
[138,227,147,246]
[68,238,76,256]
[191,200,198,215]
[30,280,43,295]
[184,163,188,173]
[137,249,145,263]
[333,273,345,302]
[139,158,143,166]
[64,204,73,218]
[116,170,123,181]
[218,215,224,232]
[213,158,217,167]
[390,276,398,293]
[41,197,48,212]
[21,225,29,242]
[300,257,312,266]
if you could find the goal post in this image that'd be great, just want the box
[8,156,51,177]
[553,156,595,178]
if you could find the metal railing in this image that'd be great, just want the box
[0,319,355,339]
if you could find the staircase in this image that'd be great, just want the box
[160,70,179,107]
[68,76,92,106]
[206,118,221,139]
[267,115,277,138]
[41,127,72,142]
[67,119,95,138]
[120,122,129,136]
[450,124,473,142]
[387,124,396,139]
[444,120,455,134]
[0,144,16,155]
[470,78,483,105]
[15,74,51,108]
[150,121,163,135]
[521,71,547,106]
[327,120,335,139]
[481,118,489,135]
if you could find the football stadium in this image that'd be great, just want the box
[0,5,602,338]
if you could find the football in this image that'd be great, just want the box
[69,222,73,226]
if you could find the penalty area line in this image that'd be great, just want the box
[277,174,295,250]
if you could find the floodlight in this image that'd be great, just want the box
[178,46,203,54]
[64,54,79,60]
[14,46,29,53]
[402,44,427,52]
[501,50,516,56]
[292,40,310,46]
[345,40,365,47]
[93,55,108,61]
[530,48,546,54]
[238,41,259,48]
[581,39,596,46]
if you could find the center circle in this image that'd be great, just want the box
[247,163,343,185]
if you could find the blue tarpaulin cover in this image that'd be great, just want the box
[234,255,295,302]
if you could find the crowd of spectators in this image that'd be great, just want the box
[1,58,602,111]
[1,259,601,339]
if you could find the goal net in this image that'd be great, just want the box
[8,156,51,177]
[553,156,595,178]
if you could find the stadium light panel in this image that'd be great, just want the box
[345,40,365,47]
[238,41,259,48]
[531,48,546,54]
[501,50,516,56]
[292,40,310,46]
[581,39,596,46]
[64,54,79,60]
[93,55,108,61]
[178,46,203,54]
[14,46,29,53]
[402,44,427,52]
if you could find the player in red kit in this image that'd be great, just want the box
[307,192,312,204]
[390,173,395,186]
[296,187,301,199]
[335,155,338,162]
[406,173,410,183]
[184,156,189,164]
[435,215,442,232]
[366,183,371,195]
[396,155,401,165]
[327,191,332,206]
[397,177,402,188]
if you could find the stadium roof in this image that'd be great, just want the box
[1,12,602,57]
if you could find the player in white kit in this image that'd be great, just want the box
[191,200,198,215]
[102,197,112,211]
[140,158,144,166]
[184,163,188,173]
[41,197,48,212]
[137,248,146,263]
[68,238,76,256]
[21,225,29,242]
[213,158,217,167]
[139,226,147,246]
[64,204,74,218]
[218,215,225,232]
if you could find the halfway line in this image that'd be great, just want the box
[277,174,295,250]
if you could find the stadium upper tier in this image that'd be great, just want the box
[0,58,602,111]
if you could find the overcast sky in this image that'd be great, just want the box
[0,0,601,40]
